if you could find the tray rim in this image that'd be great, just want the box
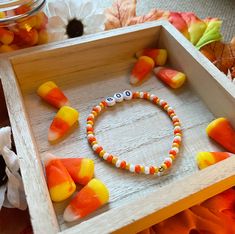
[0,20,235,234]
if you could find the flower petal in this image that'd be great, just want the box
[48,30,68,42]
[47,16,65,30]
[84,14,105,34]
[47,0,69,24]
[76,0,95,20]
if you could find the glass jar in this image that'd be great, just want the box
[0,0,48,53]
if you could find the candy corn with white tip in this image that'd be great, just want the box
[196,152,231,169]
[206,118,235,153]
[130,56,154,85]
[136,48,167,66]
[48,106,79,142]
[44,153,76,202]
[63,178,109,222]
[37,81,69,108]
[61,158,94,185]
[153,67,186,88]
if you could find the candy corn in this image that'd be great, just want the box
[196,152,231,169]
[61,158,94,185]
[15,28,38,46]
[48,106,79,142]
[63,178,109,222]
[37,81,69,108]
[0,28,14,45]
[206,118,235,153]
[130,56,155,85]
[153,67,186,88]
[136,48,167,66]
[44,153,76,202]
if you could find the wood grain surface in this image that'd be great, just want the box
[0,21,235,234]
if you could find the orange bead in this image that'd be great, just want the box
[135,165,141,173]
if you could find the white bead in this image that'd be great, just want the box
[88,114,94,119]
[174,136,181,142]
[172,116,178,121]
[159,99,165,105]
[139,92,144,98]
[103,153,109,160]
[165,157,173,164]
[86,124,92,128]
[105,97,116,106]
[114,93,124,102]
[95,105,102,112]
[87,134,94,139]
[144,166,150,175]
[123,90,132,100]
[129,164,135,172]
[174,126,181,131]
[167,106,173,111]
[150,94,156,101]
[115,160,121,168]
[92,144,99,151]
[172,147,179,154]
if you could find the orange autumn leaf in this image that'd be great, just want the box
[128,9,169,26]
[105,0,137,30]
[200,37,235,76]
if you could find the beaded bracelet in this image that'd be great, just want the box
[86,90,182,176]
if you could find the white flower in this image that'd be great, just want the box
[45,0,106,42]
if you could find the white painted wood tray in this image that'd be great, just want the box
[0,20,235,234]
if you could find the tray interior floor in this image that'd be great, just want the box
[21,59,222,230]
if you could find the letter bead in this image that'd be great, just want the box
[123,90,133,100]
[114,93,124,102]
[105,97,116,106]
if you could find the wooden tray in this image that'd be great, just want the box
[0,21,235,234]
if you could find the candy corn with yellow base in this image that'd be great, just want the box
[196,152,231,169]
[37,81,69,108]
[206,118,235,153]
[153,67,186,88]
[61,158,94,185]
[63,178,109,222]
[130,56,155,85]
[48,106,79,142]
[45,153,76,202]
[136,48,167,66]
